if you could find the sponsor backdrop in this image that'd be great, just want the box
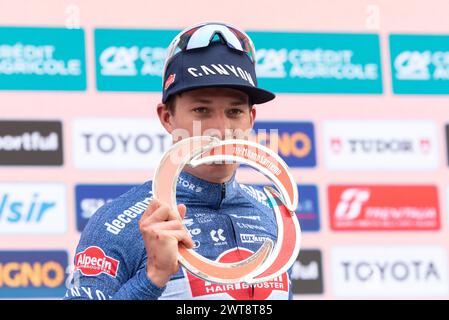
[1,0,448,299]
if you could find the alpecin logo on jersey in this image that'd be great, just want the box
[75,246,119,278]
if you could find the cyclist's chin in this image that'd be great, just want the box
[185,163,238,183]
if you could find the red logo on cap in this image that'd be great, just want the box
[75,246,119,278]
[164,74,176,90]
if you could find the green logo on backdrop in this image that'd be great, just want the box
[0,27,86,90]
[95,29,178,91]
[390,34,449,94]
[95,29,382,94]
[249,32,383,94]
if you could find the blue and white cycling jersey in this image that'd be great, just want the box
[64,171,291,300]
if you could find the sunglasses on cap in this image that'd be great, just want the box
[162,22,256,82]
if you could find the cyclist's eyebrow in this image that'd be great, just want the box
[229,98,248,106]
[191,97,248,105]
[191,98,213,104]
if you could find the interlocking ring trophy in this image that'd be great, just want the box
[152,136,301,284]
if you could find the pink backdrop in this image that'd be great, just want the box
[1,0,449,299]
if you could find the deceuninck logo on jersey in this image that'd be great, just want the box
[0,27,86,90]
[0,120,63,166]
[249,32,382,94]
[94,28,179,91]
[390,34,449,94]
[328,185,440,231]
[323,120,438,170]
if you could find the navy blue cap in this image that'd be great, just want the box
[162,42,275,104]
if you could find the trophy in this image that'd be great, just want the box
[152,136,301,284]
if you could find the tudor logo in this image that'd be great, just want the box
[330,138,343,153]
[420,139,431,153]
[323,121,438,170]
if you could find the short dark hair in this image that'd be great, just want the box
[164,93,254,115]
[165,94,178,115]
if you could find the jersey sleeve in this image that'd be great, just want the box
[63,186,165,300]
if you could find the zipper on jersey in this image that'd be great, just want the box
[217,183,226,208]
[220,181,255,299]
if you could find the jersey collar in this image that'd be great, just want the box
[176,170,239,208]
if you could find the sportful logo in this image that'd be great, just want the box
[0,27,86,90]
[329,185,440,231]
[390,34,449,94]
[0,121,63,166]
[72,118,171,169]
[249,32,382,94]
[0,183,67,234]
[332,246,449,297]
[0,132,57,151]
[323,121,438,170]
